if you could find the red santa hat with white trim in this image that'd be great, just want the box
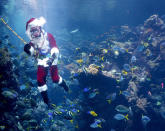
[26,17,46,39]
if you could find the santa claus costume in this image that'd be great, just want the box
[24,17,69,106]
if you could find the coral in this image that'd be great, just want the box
[144,14,164,30]
[85,64,99,75]
[136,97,149,112]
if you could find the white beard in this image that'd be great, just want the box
[31,32,50,53]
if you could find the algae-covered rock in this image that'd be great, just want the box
[28,119,38,127]
[22,109,33,120]
[16,100,26,108]
[55,120,65,126]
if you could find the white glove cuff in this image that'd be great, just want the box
[51,47,59,57]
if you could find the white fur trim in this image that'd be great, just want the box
[38,84,48,92]
[51,47,59,65]
[29,17,46,29]
[50,47,59,56]
[37,58,49,67]
[58,76,63,84]
[29,46,34,56]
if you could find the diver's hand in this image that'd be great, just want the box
[24,44,31,55]
[47,53,57,66]
[47,58,54,66]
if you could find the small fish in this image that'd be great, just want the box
[148,91,152,96]
[114,114,129,120]
[48,112,53,118]
[115,105,130,113]
[114,50,119,56]
[90,122,102,128]
[19,85,26,90]
[82,67,87,74]
[72,108,78,113]
[83,87,91,92]
[88,111,98,117]
[102,49,108,54]
[0,125,5,130]
[69,120,74,124]
[89,91,99,99]
[106,93,116,104]
[119,90,131,97]
[75,48,80,50]
[76,59,83,64]
[156,101,161,106]
[107,99,112,104]
[101,56,104,61]
[70,29,79,34]
[161,82,164,89]
[90,119,103,128]
[143,42,149,47]
[131,56,136,63]
[141,115,151,127]
[122,70,128,75]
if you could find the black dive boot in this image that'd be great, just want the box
[59,80,69,92]
[41,91,49,105]
[41,91,55,109]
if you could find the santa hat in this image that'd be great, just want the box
[26,17,46,39]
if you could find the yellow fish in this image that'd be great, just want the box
[102,49,108,54]
[76,48,80,50]
[76,59,83,64]
[98,123,102,128]
[144,42,149,47]
[122,70,128,75]
[107,99,112,104]
[101,56,104,61]
[125,114,129,120]
[89,111,98,117]
[69,120,74,124]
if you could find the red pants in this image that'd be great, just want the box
[37,65,60,86]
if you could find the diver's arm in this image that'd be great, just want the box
[47,33,59,66]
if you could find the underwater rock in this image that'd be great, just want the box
[144,14,164,30]
[30,98,37,107]
[16,100,26,108]
[55,120,65,126]
[28,119,38,127]
[22,109,33,120]
[0,48,11,65]
[50,124,59,131]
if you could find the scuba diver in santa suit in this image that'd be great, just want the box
[24,17,69,107]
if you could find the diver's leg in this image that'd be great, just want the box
[50,65,69,92]
[37,66,49,105]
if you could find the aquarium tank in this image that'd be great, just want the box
[0,0,165,131]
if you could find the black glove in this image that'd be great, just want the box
[47,57,54,66]
[24,44,31,55]
[47,53,56,66]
